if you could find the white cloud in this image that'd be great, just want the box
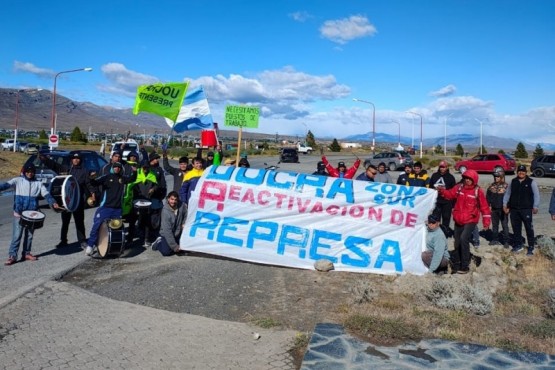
[289,11,312,22]
[13,61,54,78]
[429,84,457,97]
[98,63,158,97]
[320,15,377,45]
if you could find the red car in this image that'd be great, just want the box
[454,154,516,174]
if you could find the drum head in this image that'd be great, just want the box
[21,210,45,221]
[49,175,80,212]
[97,222,109,257]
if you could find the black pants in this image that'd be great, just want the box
[491,208,509,243]
[432,201,453,235]
[60,203,86,244]
[452,223,476,271]
[510,209,535,247]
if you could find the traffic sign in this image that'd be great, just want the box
[49,134,59,148]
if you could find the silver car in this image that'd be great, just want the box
[363,151,413,171]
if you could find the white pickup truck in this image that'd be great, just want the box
[297,143,313,154]
[1,139,15,151]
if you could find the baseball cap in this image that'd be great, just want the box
[23,163,36,173]
[338,161,346,168]
[178,156,189,164]
[71,152,81,160]
[427,214,439,224]
[112,162,123,169]
[517,165,527,172]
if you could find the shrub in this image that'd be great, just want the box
[425,280,494,315]
[537,236,555,260]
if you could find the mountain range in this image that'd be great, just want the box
[1,88,552,151]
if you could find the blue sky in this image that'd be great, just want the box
[2,0,554,145]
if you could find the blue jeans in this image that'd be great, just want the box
[9,217,34,258]
[88,207,122,248]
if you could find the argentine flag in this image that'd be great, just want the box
[166,85,214,132]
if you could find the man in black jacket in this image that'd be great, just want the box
[86,162,137,256]
[429,160,456,237]
[163,152,189,192]
[503,165,540,255]
[41,152,96,249]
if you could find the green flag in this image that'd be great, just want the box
[133,82,189,122]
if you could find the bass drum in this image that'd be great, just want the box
[49,175,80,212]
[97,219,126,258]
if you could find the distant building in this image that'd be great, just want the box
[340,142,362,149]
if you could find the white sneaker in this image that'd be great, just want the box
[151,236,163,251]
[85,246,93,256]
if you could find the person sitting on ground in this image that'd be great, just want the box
[422,214,450,274]
[406,161,430,187]
[151,191,188,256]
[321,155,360,179]
[374,162,393,183]
[356,164,377,182]
[86,162,137,256]
[397,163,412,185]
[486,168,510,248]
[0,164,60,265]
[312,161,329,176]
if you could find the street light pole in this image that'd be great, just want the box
[474,118,484,154]
[407,111,423,159]
[390,120,401,150]
[50,67,93,142]
[444,113,454,156]
[353,98,376,153]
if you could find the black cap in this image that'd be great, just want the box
[71,152,81,160]
[428,214,439,224]
[338,162,346,168]
[112,162,123,169]
[178,156,189,164]
[517,165,527,172]
[149,152,161,161]
[23,163,36,173]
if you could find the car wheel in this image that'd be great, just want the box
[459,166,467,174]
[389,163,397,172]
[533,168,545,178]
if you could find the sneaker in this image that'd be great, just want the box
[143,242,152,249]
[512,246,524,253]
[457,269,469,274]
[56,241,68,248]
[80,242,88,250]
[526,247,534,256]
[151,237,162,251]
[4,257,16,266]
[85,246,93,256]
[488,240,501,246]
[22,253,38,261]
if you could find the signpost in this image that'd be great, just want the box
[49,134,59,149]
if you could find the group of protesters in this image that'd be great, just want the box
[2,148,554,273]
[312,155,553,275]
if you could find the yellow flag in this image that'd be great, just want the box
[133,82,189,122]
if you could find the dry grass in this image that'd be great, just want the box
[339,253,555,354]
[0,151,29,179]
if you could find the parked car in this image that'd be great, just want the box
[23,143,39,155]
[363,151,413,171]
[23,150,108,190]
[454,154,516,174]
[1,139,15,151]
[17,141,29,152]
[279,148,299,163]
[531,155,555,177]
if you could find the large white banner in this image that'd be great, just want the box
[180,166,438,275]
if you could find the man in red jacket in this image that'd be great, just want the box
[438,169,491,274]
[321,156,361,179]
